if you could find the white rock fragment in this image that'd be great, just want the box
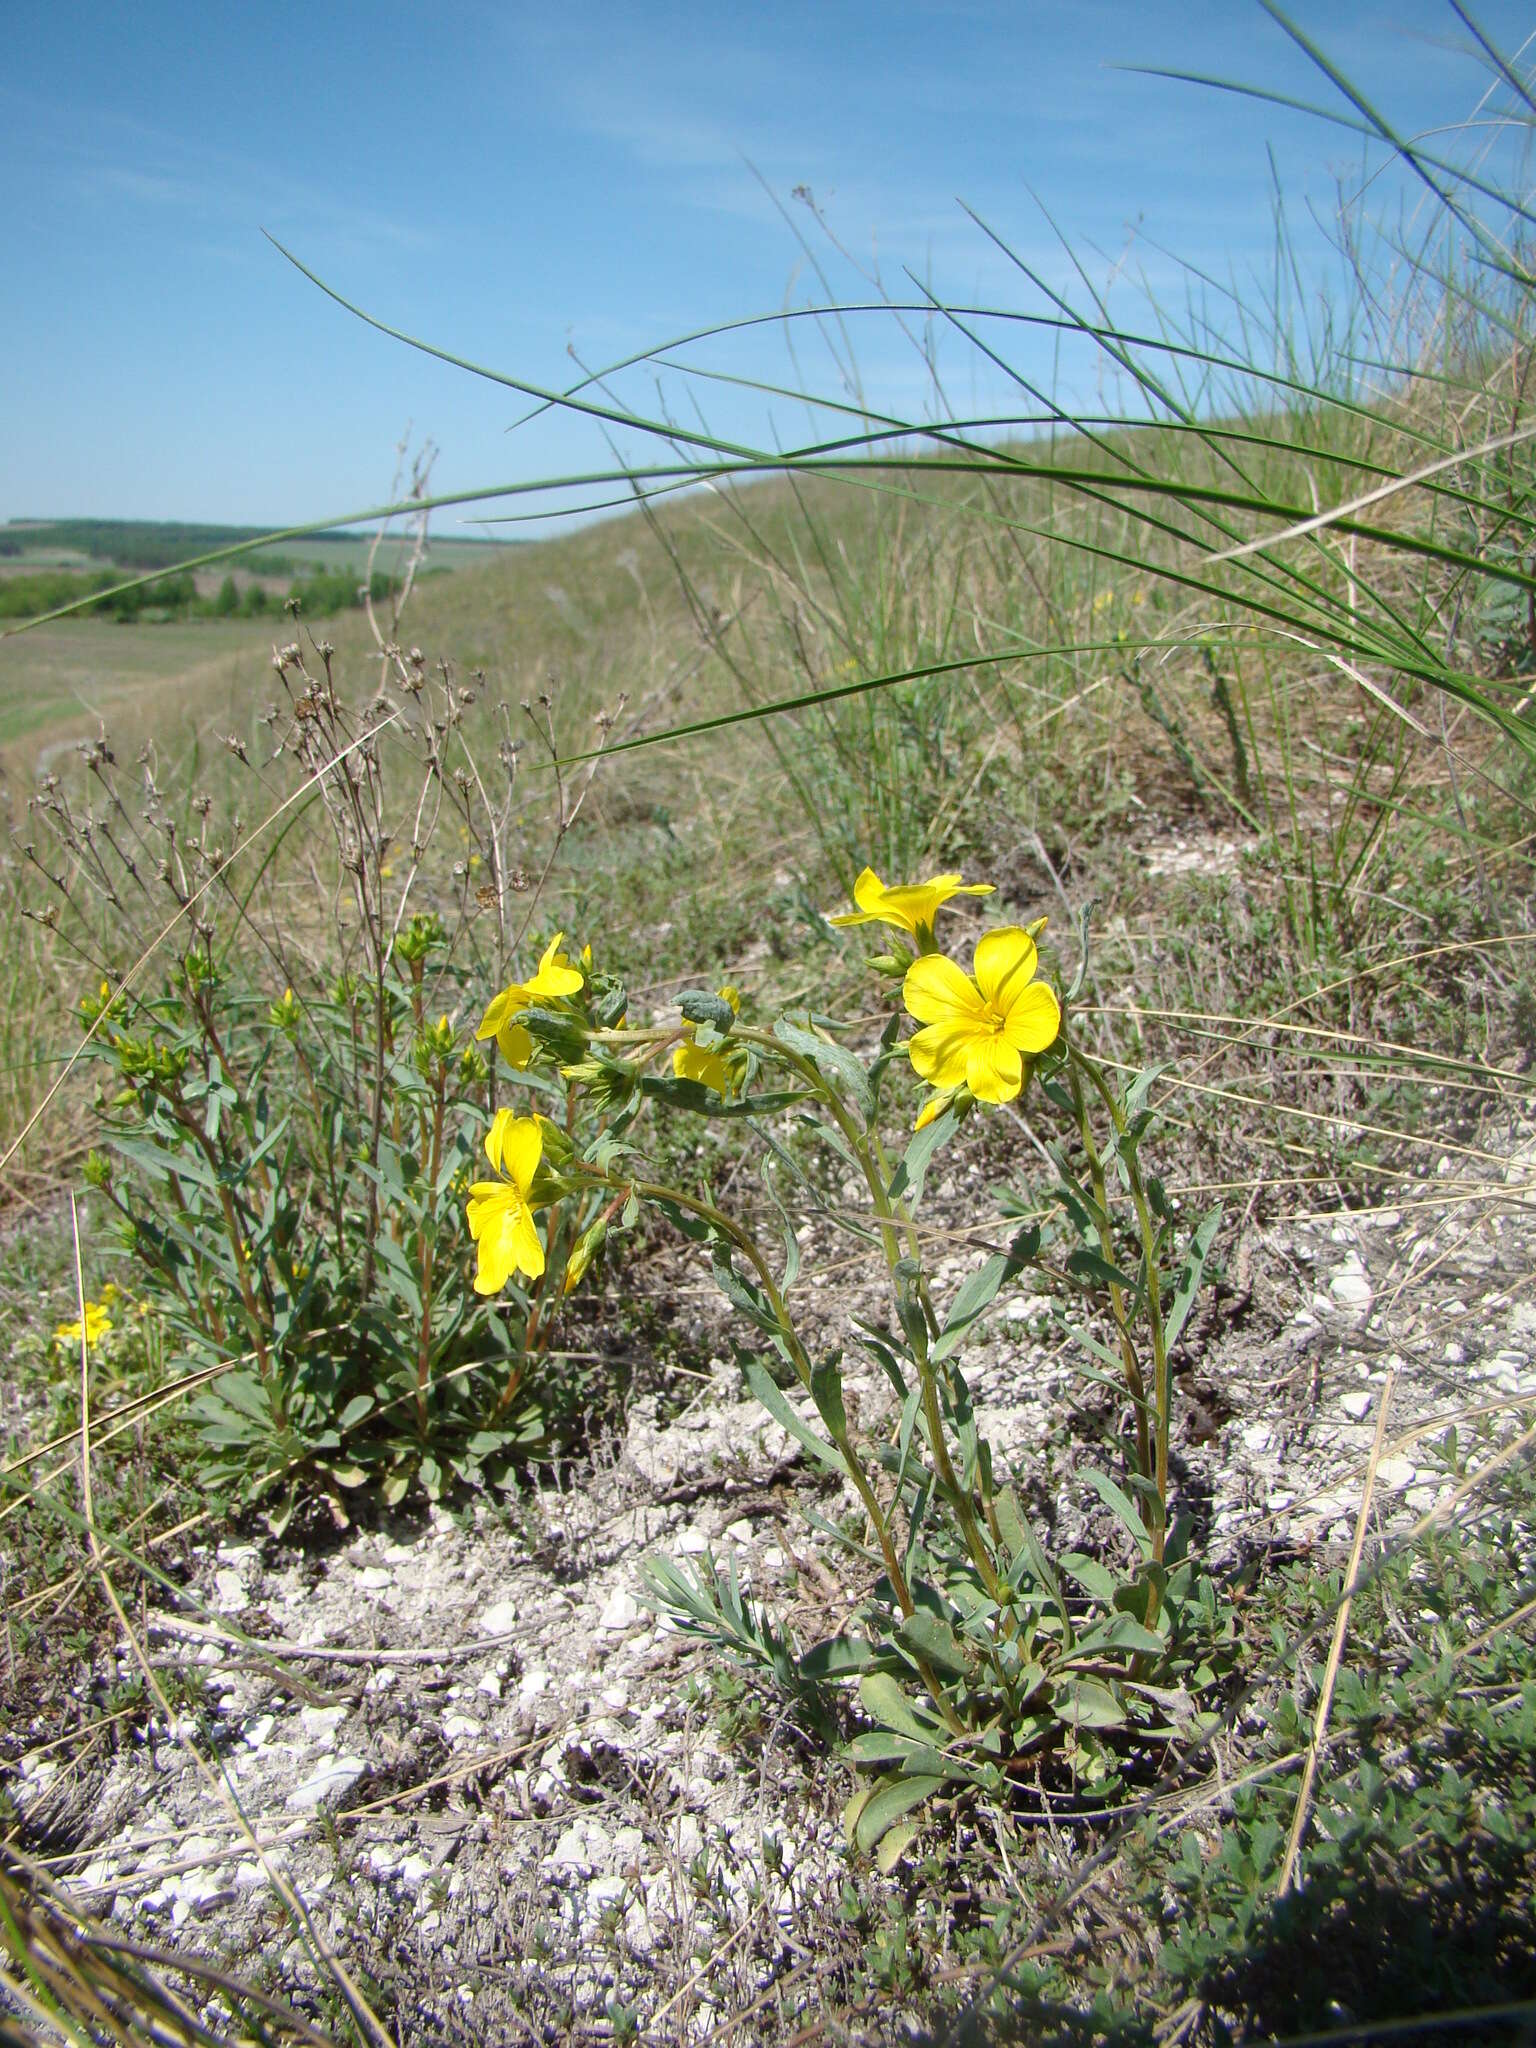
[477,1598,518,1635]
[213,1569,249,1614]
[1374,1457,1416,1492]
[1341,1389,1376,1421]
[354,1566,392,1591]
[286,1756,366,1810]
[599,1588,640,1634]
[674,1525,710,1555]
[299,1704,347,1746]
[723,1518,753,1544]
[1328,1255,1373,1316]
[549,1826,593,1871]
[442,1712,481,1742]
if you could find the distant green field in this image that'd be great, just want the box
[0,617,273,768]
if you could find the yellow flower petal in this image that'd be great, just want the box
[525,932,584,1000]
[497,1020,534,1069]
[477,987,518,1041]
[467,1181,546,1289]
[965,1034,1023,1103]
[973,926,1038,1011]
[902,951,987,1028]
[829,867,993,936]
[907,1020,974,1090]
[674,1041,732,1095]
[1000,981,1061,1055]
[484,1108,514,1175]
[501,1115,544,1194]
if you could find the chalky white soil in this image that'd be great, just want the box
[9,1119,1534,2044]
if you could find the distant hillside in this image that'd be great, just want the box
[0,518,359,573]
[1,517,513,576]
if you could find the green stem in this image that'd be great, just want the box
[1069,1045,1171,1562]
[607,1170,918,1623]
[1066,1059,1153,1498]
[741,1027,1007,1609]
[414,1064,448,1433]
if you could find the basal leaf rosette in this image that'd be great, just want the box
[903,921,1060,1123]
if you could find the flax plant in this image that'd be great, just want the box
[465,862,1228,1842]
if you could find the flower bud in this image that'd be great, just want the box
[562,1218,607,1294]
[268,986,302,1034]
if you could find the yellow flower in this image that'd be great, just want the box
[673,1038,733,1097]
[903,924,1060,1106]
[55,1301,113,1349]
[465,1111,547,1292]
[475,933,585,1070]
[828,867,993,945]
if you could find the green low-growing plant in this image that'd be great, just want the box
[465,857,1232,1850]
[24,615,627,1529]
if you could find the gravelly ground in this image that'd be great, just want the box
[6,1113,1534,2044]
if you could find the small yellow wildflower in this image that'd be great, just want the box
[55,1300,113,1349]
[476,933,585,1070]
[465,1110,547,1291]
[673,1038,733,1097]
[903,923,1060,1108]
[828,867,993,946]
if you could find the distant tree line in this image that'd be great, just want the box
[1,519,352,572]
[0,565,406,624]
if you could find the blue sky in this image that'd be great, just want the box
[5,1,1534,532]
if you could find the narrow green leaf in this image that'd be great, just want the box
[887,1100,961,1207]
[741,1357,843,1473]
[799,1634,874,1681]
[896,1609,972,1680]
[1083,1468,1155,1560]
[1051,1676,1127,1730]
[1164,1204,1225,1353]
[876,1819,922,1873]
[859,1670,944,1741]
[1066,1246,1136,1293]
[931,1223,1041,1362]
[773,1016,874,1127]
[853,1773,946,1855]
[810,1356,847,1440]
